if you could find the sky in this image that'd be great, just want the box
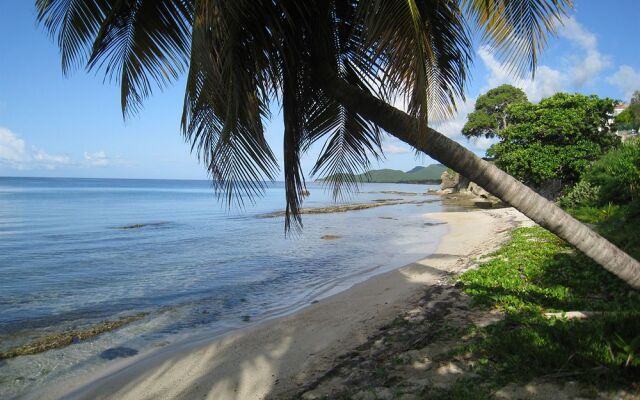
[1,1,639,180]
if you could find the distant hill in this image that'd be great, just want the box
[320,164,447,184]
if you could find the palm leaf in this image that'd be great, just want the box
[37,0,572,232]
[36,0,110,74]
[356,0,472,134]
[182,0,279,209]
[463,0,571,76]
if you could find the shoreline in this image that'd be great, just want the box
[30,208,531,400]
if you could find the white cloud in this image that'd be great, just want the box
[472,136,496,151]
[382,142,410,154]
[33,149,71,169]
[84,151,111,167]
[0,127,127,171]
[429,97,476,139]
[0,127,70,170]
[607,65,640,100]
[0,127,27,163]
[83,150,131,168]
[558,17,611,87]
[558,16,597,50]
[478,46,565,102]
[474,17,612,103]
[522,65,566,102]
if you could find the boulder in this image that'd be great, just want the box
[440,170,490,198]
[440,170,458,190]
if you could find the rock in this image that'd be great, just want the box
[440,170,496,201]
[320,234,342,240]
[440,170,459,190]
[468,182,491,198]
[353,387,393,400]
[99,347,139,360]
[373,387,394,400]
[474,200,495,209]
[496,383,559,400]
[353,390,376,400]
[429,362,473,389]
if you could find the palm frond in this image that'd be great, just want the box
[307,65,383,201]
[356,0,472,132]
[37,0,193,117]
[36,0,110,74]
[182,0,279,209]
[463,0,571,76]
[37,0,569,233]
[87,0,192,116]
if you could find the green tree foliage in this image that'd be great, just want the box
[487,93,619,185]
[614,103,640,131]
[630,90,640,105]
[558,180,600,208]
[584,140,640,205]
[462,84,528,138]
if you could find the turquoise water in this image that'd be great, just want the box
[0,177,454,398]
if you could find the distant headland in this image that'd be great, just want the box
[319,164,447,184]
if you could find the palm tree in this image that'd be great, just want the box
[35,0,640,288]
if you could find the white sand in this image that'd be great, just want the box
[34,208,531,400]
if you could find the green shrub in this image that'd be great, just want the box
[585,140,640,205]
[558,180,600,208]
[486,93,619,186]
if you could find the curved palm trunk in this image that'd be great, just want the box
[323,75,640,289]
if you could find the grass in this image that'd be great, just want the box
[568,203,640,259]
[451,204,640,394]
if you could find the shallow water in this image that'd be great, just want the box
[0,177,458,398]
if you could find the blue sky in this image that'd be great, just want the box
[1,1,639,180]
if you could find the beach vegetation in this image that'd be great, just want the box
[583,140,640,205]
[614,104,640,131]
[462,84,528,139]
[36,0,640,286]
[558,180,600,208]
[453,212,640,393]
[486,93,619,186]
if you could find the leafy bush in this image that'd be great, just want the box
[614,103,640,131]
[487,93,619,185]
[584,140,640,205]
[558,180,600,208]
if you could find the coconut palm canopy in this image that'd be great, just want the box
[35,0,570,230]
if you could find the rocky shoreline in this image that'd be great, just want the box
[0,313,148,360]
[259,198,440,217]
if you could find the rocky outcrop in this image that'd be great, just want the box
[438,170,504,208]
[440,170,492,199]
[439,169,460,192]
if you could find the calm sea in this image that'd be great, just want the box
[0,177,457,398]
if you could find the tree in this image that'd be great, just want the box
[462,85,528,138]
[488,93,619,185]
[615,103,640,131]
[36,0,640,288]
[631,90,640,106]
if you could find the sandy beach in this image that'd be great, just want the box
[31,208,531,400]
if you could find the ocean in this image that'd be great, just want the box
[0,177,459,398]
